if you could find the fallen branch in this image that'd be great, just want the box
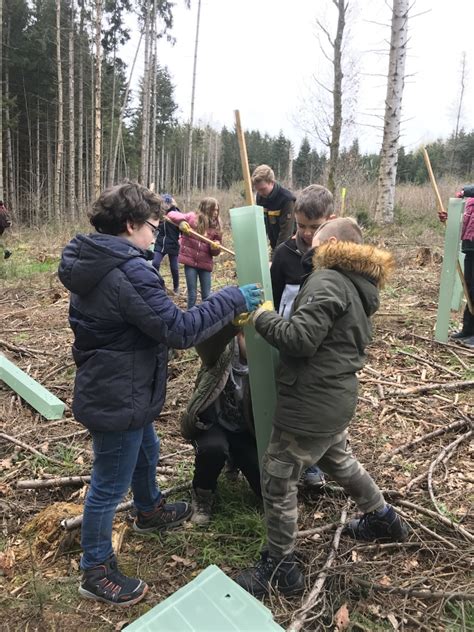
[287,501,350,632]
[407,333,474,355]
[395,499,474,543]
[0,431,66,467]
[386,380,474,397]
[427,430,472,518]
[60,482,192,530]
[394,507,457,550]
[389,418,470,457]
[296,523,338,538]
[397,349,460,378]
[0,338,56,357]
[352,576,474,602]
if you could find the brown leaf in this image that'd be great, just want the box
[39,442,49,454]
[0,458,14,470]
[0,549,15,578]
[334,603,350,630]
[379,575,392,586]
[170,554,194,567]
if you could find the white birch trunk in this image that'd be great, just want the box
[68,2,76,219]
[140,1,151,185]
[54,0,64,221]
[94,0,103,199]
[186,0,202,204]
[375,0,408,224]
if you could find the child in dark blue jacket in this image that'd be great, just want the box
[152,193,181,294]
[58,182,262,608]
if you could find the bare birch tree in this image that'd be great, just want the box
[185,0,202,205]
[0,0,3,202]
[68,1,76,219]
[140,1,151,185]
[375,0,408,224]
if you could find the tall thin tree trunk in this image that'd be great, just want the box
[107,46,117,186]
[36,104,41,220]
[78,0,84,211]
[450,51,466,173]
[150,1,158,189]
[5,18,15,217]
[0,0,3,201]
[186,0,202,204]
[327,0,346,195]
[375,0,408,224]
[47,111,53,220]
[140,1,151,184]
[54,0,64,221]
[68,1,76,219]
[94,0,103,199]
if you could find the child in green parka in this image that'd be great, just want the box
[235,217,409,598]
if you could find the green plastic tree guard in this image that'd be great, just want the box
[125,565,284,632]
[230,205,279,464]
[0,353,65,420]
[435,198,464,342]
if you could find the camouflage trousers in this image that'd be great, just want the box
[262,427,385,557]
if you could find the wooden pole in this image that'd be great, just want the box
[234,110,253,206]
[422,147,473,314]
[164,216,235,256]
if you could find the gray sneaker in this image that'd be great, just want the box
[191,488,215,525]
[459,335,474,349]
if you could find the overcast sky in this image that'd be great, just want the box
[124,0,474,155]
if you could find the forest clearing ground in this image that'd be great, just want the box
[0,223,472,631]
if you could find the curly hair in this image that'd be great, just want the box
[88,182,161,235]
[196,197,222,238]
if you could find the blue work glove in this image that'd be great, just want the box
[238,284,263,312]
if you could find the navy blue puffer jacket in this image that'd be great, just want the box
[58,233,246,432]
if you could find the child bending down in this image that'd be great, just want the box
[235,217,408,598]
[181,324,261,525]
[169,197,223,308]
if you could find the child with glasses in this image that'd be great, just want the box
[58,181,262,607]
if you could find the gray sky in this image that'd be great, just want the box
[124,0,474,154]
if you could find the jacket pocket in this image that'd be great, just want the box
[275,365,297,386]
[265,455,294,479]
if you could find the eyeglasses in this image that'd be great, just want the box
[145,220,159,236]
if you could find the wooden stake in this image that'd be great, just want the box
[164,216,235,256]
[234,110,253,206]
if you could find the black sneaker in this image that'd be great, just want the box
[191,488,215,525]
[79,555,148,607]
[343,504,409,542]
[234,550,304,598]
[133,498,192,533]
[3,249,12,260]
[450,330,469,340]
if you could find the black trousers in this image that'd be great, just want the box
[192,424,261,497]
[462,251,474,334]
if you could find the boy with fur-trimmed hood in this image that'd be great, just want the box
[236,217,408,598]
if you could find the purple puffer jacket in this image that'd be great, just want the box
[462,197,474,241]
[168,210,222,272]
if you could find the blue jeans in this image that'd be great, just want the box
[184,265,211,309]
[153,251,180,292]
[81,423,162,569]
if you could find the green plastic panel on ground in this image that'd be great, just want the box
[230,205,279,464]
[126,565,284,632]
[435,198,464,342]
[0,353,65,420]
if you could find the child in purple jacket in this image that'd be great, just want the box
[439,186,474,348]
[169,197,223,308]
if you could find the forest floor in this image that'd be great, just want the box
[0,222,473,632]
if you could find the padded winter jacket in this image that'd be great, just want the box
[58,233,246,432]
[154,208,181,256]
[168,210,221,272]
[270,237,305,317]
[255,241,394,437]
[461,197,474,245]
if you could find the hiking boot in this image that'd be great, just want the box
[302,464,325,489]
[79,555,148,607]
[459,335,474,349]
[191,487,215,525]
[133,498,192,533]
[450,330,469,340]
[343,504,409,542]
[234,550,304,598]
[3,249,11,260]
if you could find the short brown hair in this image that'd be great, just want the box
[251,164,275,185]
[295,184,334,220]
[315,217,363,244]
[89,181,161,235]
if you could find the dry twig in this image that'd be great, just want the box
[352,576,474,601]
[389,417,470,457]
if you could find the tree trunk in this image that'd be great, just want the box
[150,0,158,189]
[327,0,346,195]
[375,0,408,224]
[68,2,76,219]
[140,1,151,185]
[5,17,15,217]
[94,0,103,199]
[0,0,3,201]
[78,0,84,212]
[54,0,64,221]
[186,0,202,204]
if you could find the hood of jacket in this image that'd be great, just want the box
[312,241,395,317]
[58,233,149,295]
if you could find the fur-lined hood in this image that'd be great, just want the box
[312,241,395,288]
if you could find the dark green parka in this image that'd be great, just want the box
[255,241,394,437]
